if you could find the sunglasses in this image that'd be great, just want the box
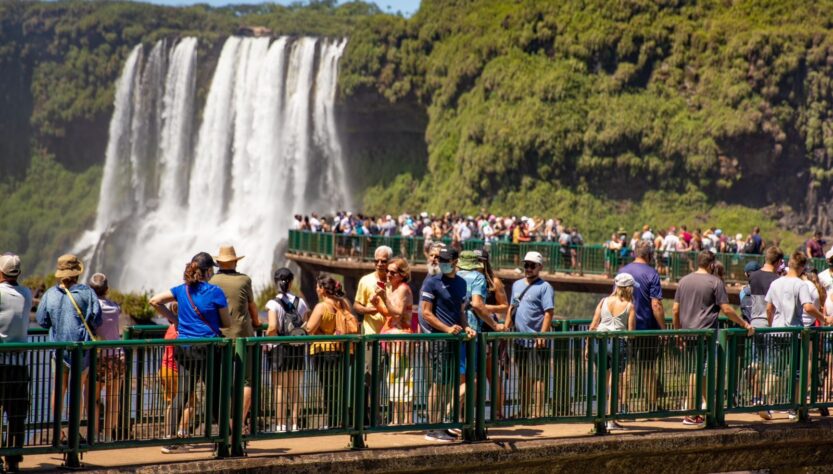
[523,262,538,269]
[375,259,389,264]
[387,269,402,275]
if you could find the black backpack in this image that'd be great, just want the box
[274,295,307,339]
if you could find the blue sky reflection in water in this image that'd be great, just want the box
[136,0,421,16]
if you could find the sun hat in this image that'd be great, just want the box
[214,245,244,263]
[523,251,544,265]
[614,273,635,287]
[55,254,84,279]
[457,251,484,271]
[0,253,21,277]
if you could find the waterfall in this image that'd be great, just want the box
[79,36,351,291]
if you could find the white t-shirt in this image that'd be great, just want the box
[309,217,321,232]
[265,293,309,331]
[819,269,833,294]
[422,225,433,239]
[801,281,821,327]
[460,225,472,241]
[641,230,654,241]
[663,234,680,256]
[765,276,813,327]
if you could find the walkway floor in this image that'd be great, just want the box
[19,412,804,472]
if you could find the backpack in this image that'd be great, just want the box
[274,295,307,338]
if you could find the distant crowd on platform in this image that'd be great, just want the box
[2,217,833,467]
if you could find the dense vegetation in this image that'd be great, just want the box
[4,0,833,283]
[343,0,833,246]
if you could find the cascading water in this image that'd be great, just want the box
[77,36,350,291]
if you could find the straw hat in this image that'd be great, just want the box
[214,245,244,263]
[55,254,84,278]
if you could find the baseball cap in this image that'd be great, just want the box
[0,253,21,277]
[614,273,634,287]
[744,261,761,273]
[523,251,544,265]
[438,248,459,262]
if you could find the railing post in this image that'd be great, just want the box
[706,333,717,427]
[52,348,65,450]
[351,338,367,449]
[216,341,232,458]
[475,334,488,441]
[63,344,83,469]
[86,345,98,446]
[609,335,619,421]
[370,340,380,427]
[594,334,607,435]
[231,338,246,456]
[463,335,476,442]
[715,330,727,426]
[799,329,810,422]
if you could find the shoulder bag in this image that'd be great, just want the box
[64,286,101,341]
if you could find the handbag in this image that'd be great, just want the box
[64,286,100,341]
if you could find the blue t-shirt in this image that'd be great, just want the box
[171,281,228,339]
[510,279,555,339]
[618,262,662,330]
[419,274,467,333]
[459,270,488,332]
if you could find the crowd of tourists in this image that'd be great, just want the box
[1,226,833,468]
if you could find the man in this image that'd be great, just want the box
[748,246,783,328]
[806,231,826,260]
[661,227,681,278]
[747,226,765,254]
[0,253,32,472]
[209,245,260,432]
[618,240,666,411]
[354,246,394,335]
[419,248,474,442]
[674,250,754,426]
[505,251,554,418]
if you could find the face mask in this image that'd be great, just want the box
[427,263,441,276]
[440,262,454,275]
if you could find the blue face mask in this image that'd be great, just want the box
[440,262,454,275]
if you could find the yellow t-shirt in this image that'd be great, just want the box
[355,272,385,334]
[310,304,339,355]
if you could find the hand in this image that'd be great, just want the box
[464,327,476,339]
[825,317,833,327]
[495,323,505,332]
[745,324,755,337]
[374,287,387,301]
[370,294,380,306]
[446,324,463,335]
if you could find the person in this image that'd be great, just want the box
[818,248,833,295]
[265,268,309,432]
[661,227,681,278]
[588,273,636,431]
[158,310,189,455]
[673,250,754,426]
[746,226,765,254]
[604,232,623,278]
[618,241,665,411]
[505,251,555,419]
[209,245,260,433]
[738,261,762,324]
[88,273,125,442]
[373,257,414,425]
[419,248,475,442]
[806,231,826,260]
[303,275,358,429]
[0,253,32,472]
[766,252,826,328]
[149,252,231,446]
[426,243,444,277]
[353,246,394,335]
[36,254,102,443]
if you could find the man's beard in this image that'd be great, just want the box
[427,263,441,276]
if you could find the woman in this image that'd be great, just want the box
[88,273,125,442]
[373,258,414,424]
[149,252,230,439]
[36,254,102,442]
[479,248,510,419]
[588,273,636,431]
[304,275,358,429]
[265,268,309,432]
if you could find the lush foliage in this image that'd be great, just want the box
[346,0,833,237]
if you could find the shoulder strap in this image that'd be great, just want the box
[516,278,540,303]
[64,286,98,341]
[185,285,221,337]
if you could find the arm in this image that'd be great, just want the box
[248,302,261,328]
[470,294,499,331]
[628,305,636,331]
[672,302,680,330]
[35,294,51,329]
[652,298,666,329]
[149,290,177,324]
[266,309,279,336]
[720,303,753,335]
[484,278,509,315]
[421,299,460,334]
[804,303,824,323]
[218,307,231,329]
[304,303,325,334]
[767,302,775,327]
[535,309,554,348]
[589,300,603,331]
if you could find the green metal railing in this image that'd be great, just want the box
[288,230,829,283]
[5,326,832,466]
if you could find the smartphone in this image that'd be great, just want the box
[377,280,386,290]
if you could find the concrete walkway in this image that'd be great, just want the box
[19,412,804,472]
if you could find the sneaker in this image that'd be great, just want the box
[682,416,704,426]
[758,410,773,421]
[161,444,191,454]
[291,424,299,431]
[605,420,625,431]
[787,410,798,421]
[446,428,462,437]
[424,430,455,442]
[820,407,829,417]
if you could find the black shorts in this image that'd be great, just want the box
[267,345,306,372]
[428,340,458,385]
[514,344,548,380]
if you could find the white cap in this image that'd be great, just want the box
[826,248,833,260]
[523,251,544,265]
[614,273,635,287]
